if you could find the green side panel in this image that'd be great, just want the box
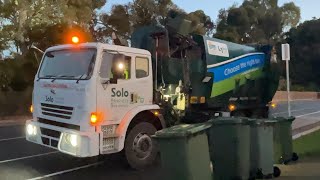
[211,68,263,97]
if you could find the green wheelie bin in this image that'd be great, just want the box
[206,117,251,180]
[273,116,299,164]
[249,119,281,179]
[153,123,212,180]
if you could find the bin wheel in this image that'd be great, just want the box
[255,169,264,179]
[249,170,257,180]
[292,152,299,161]
[283,158,290,165]
[125,122,158,170]
[273,166,281,178]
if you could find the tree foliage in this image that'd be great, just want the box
[285,18,320,90]
[0,0,105,56]
[97,0,214,41]
[1,0,319,92]
[0,0,105,92]
[215,0,300,44]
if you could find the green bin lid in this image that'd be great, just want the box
[153,123,211,138]
[208,117,249,125]
[272,116,295,122]
[249,119,277,125]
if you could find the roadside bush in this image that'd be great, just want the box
[0,55,38,117]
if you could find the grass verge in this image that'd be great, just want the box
[293,129,320,157]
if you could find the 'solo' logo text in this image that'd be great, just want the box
[111,88,129,97]
[45,96,54,103]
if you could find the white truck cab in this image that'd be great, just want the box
[26,43,165,169]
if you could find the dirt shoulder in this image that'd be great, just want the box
[0,116,31,127]
[278,157,320,179]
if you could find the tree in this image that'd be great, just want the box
[0,0,106,56]
[97,0,213,42]
[215,0,300,44]
[186,10,214,35]
[97,0,177,41]
[285,18,320,90]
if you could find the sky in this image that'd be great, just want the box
[102,0,320,22]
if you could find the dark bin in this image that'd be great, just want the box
[249,119,281,178]
[206,117,251,180]
[153,123,212,180]
[273,116,299,164]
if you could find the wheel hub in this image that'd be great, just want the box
[132,133,153,159]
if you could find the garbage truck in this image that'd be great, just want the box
[26,16,280,169]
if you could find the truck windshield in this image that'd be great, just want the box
[38,48,97,80]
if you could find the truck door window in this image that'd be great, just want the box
[100,52,113,79]
[135,57,149,78]
[122,56,131,80]
[100,52,131,80]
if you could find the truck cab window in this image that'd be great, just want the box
[135,57,149,78]
[100,52,131,80]
[123,56,131,79]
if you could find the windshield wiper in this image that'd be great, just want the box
[50,75,75,82]
[42,75,57,82]
[58,75,75,78]
[44,75,56,78]
[76,74,87,84]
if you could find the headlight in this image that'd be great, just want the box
[64,133,78,147]
[59,133,81,156]
[70,134,78,147]
[26,124,37,136]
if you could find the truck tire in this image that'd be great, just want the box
[125,122,158,170]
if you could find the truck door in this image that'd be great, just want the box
[97,50,153,125]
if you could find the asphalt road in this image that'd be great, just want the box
[1,100,320,180]
[270,100,320,134]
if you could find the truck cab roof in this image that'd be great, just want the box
[46,43,151,56]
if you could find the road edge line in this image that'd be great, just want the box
[26,161,104,180]
[293,125,320,140]
[0,136,25,142]
[0,151,58,164]
[0,119,31,127]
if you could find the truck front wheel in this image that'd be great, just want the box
[125,122,158,170]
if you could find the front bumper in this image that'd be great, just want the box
[25,120,99,157]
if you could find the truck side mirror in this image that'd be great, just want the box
[110,54,126,83]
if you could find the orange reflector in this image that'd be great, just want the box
[90,113,98,125]
[72,36,79,44]
[228,104,236,112]
[30,105,33,113]
[200,97,206,104]
[190,96,198,104]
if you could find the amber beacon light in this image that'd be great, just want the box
[71,36,80,44]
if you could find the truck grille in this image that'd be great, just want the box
[40,127,61,148]
[41,137,59,148]
[41,103,74,119]
[38,118,80,131]
[40,127,61,138]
